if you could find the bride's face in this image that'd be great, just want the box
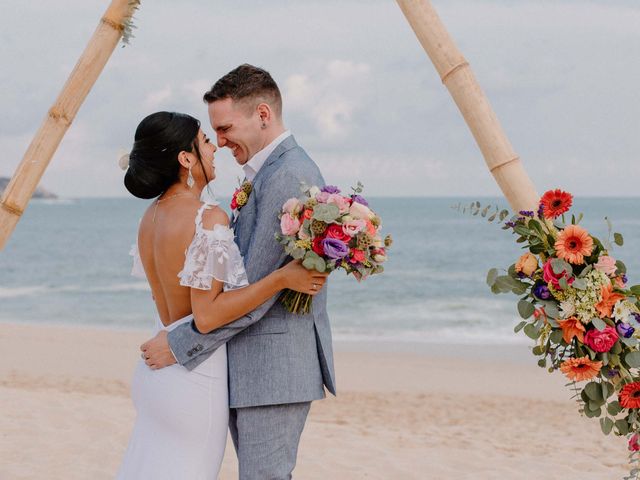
[194,129,217,182]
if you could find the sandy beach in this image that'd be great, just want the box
[0,321,630,479]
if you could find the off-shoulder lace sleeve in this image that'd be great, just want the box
[129,243,147,279]
[178,224,249,291]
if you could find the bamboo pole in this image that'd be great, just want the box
[0,0,140,250]
[396,0,539,213]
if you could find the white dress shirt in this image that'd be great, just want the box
[242,130,291,182]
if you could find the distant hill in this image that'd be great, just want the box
[0,176,58,199]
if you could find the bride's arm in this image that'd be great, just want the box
[189,208,326,334]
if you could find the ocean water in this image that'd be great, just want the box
[1,197,639,344]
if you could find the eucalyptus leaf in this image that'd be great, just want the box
[312,204,340,223]
[588,399,604,411]
[614,233,624,246]
[550,329,564,344]
[607,401,622,416]
[558,276,569,290]
[621,336,639,348]
[630,285,640,296]
[615,419,630,435]
[572,278,587,290]
[517,300,536,319]
[600,417,614,435]
[601,382,613,400]
[591,317,607,332]
[626,351,640,368]
[514,321,527,333]
[523,323,539,340]
[616,260,627,275]
[551,258,570,275]
[584,382,603,401]
[486,268,499,287]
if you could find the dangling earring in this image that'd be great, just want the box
[261,122,267,129]
[187,166,195,188]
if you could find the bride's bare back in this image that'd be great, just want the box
[137,196,204,327]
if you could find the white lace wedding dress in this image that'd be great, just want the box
[116,202,248,480]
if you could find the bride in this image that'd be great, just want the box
[116,111,326,479]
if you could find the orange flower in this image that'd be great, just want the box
[619,382,640,409]
[554,225,593,264]
[540,189,573,219]
[557,317,586,344]
[595,283,625,318]
[560,357,602,382]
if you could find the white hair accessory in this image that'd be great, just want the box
[118,152,130,171]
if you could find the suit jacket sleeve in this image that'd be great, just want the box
[167,157,323,369]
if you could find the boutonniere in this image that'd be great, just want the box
[231,180,253,213]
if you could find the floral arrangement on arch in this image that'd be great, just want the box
[458,189,640,478]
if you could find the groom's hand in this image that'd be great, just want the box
[140,330,177,369]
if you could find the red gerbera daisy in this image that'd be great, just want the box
[619,382,640,409]
[540,189,573,219]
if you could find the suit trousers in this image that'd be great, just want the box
[229,401,312,480]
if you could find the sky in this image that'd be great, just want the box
[0,0,639,198]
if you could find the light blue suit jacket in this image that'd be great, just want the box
[168,135,336,408]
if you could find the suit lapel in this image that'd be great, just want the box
[233,135,299,255]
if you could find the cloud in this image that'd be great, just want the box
[144,85,172,109]
[285,60,373,141]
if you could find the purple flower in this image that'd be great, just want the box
[519,210,534,217]
[351,195,369,207]
[622,274,628,284]
[617,322,635,339]
[505,221,516,228]
[321,238,349,259]
[606,368,619,378]
[537,204,545,218]
[632,312,640,324]
[533,283,551,300]
[321,185,341,194]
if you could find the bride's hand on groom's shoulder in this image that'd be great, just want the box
[278,260,328,295]
[140,330,177,370]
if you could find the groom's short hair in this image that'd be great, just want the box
[203,64,283,118]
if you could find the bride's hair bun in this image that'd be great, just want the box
[124,111,200,199]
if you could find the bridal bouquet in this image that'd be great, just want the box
[462,189,640,477]
[275,182,391,314]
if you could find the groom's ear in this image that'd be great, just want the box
[256,103,272,123]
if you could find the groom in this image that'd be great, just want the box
[141,64,336,479]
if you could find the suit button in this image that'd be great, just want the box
[187,350,193,357]
[196,344,203,351]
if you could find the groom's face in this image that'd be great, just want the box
[209,97,262,166]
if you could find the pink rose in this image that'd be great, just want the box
[282,198,302,215]
[342,219,366,237]
[316,192,330,203]
[629,433,640,452]
[326,194,350,214]
[349,249,366,264]
[595,255,617,277]
[280,214,301,236]
[583,326,619,353]
[542,259,574,289]
[349,201,372,220]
